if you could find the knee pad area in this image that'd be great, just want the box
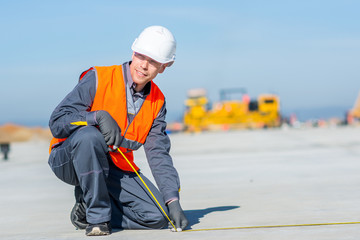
[73,126,106,148]
[136,211,168,229]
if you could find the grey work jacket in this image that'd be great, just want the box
[49,62,180,203]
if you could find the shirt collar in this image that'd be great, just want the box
[124,61,151,97]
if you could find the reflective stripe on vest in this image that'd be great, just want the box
[49,65,165,172]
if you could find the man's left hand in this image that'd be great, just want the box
[168,200,188,231]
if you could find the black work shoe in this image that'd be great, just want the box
[85,222,111,236]
[70,201,88,230]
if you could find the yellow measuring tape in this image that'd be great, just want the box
[70,120,177,230]
[118,148,360,233]
[71,120,358,233]
[117,149,178,231]
[183,221,360,232]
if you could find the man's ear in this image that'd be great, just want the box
[158,63,168,74]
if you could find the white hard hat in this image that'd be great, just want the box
[131,26,176,67]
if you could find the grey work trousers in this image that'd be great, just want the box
[48,126,168,229]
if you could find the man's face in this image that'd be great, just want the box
[130,52,167,91]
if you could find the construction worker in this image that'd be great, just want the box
[48,26,188,236]
[0,143,10,160]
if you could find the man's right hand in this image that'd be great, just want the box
[95,110,122,148]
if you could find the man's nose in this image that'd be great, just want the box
[140,58,149,69]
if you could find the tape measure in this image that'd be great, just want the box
[183,221,360,232]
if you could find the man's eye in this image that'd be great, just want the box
[136,53,144,59]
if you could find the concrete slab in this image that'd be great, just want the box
[1,126,360,239]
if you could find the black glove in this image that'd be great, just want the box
[168,200,188,231]
[95,110,122,148]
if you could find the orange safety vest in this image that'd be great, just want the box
[49,65,165,172]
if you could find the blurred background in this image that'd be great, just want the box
[0,0,359,133]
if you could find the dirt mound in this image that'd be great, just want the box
[0,123,52,143]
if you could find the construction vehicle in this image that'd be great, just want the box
[183,89,209,132]
[347,91,360,124]
[183,88,281,132]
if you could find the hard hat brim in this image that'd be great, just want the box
[132,43,175,66]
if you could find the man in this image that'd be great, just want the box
[48,26,188,236]
[0,143,10,160]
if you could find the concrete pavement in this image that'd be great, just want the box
[1,126,360,239]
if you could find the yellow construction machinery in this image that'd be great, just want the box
[184,88,281,132]
[347,91,360,124]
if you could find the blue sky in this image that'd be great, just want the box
[1,0,359,126]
